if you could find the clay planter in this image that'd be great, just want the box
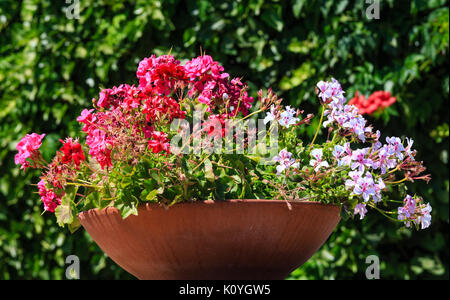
[78,200,340,280]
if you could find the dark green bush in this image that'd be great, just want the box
[0,0,448,279]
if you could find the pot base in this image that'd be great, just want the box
[78,200,340,280]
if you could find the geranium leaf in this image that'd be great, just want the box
[204,159,215,182]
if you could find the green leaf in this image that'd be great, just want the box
[68,218,82,234]
[204,159,215,182]
[287,38,317,54]
[261,6,283,32]
[114,202,139,219]
[280,62,316,90]
[55,186,78,227]
[293,0,307,18]
[85,192,101,208]
[145,189,159,201]
[55,204,73,227]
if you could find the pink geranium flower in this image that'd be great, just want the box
[14,133,46,170]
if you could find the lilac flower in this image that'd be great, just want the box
[343,113,372,143]
[323,106,346,128]
[310,148,323,161]
[273,149,299,174]
[372,140,382,151]
[278,106,299,128]
[371,131,383,156]
[317,78,372,142]
[404,137,415,160]
[354,203,368,220]
[333,144,352,167]
[345,170,363,189]
[374,145,397,174]
[398,195,416,220]
[351,148,374,172]
[316,81,331,102]
[263,105,277,125]
[317,79,376,143]
[309,148,329,172]
[386,136,405,160]
[374,130,381,141]
[397,195,432,229]
[353,174,375,202]
[337,143,353,167]
[316,78,346,109]
[322,110,335,128]
[418,203,432,229]
[263,105,300,128]
[332,145,345,159]
[323,105,371,142]
[372,178,385,203]
[334,114,348,127]
[329,79,347,107]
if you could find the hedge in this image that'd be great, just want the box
[0,0,448,279]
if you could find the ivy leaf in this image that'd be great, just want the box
[114,202,139,219]
[145,189,159,202]
[121,204,138,219]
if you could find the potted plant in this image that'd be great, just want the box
[15,54,432,280]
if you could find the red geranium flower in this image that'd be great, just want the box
[348,91,396,115]
[59,138,85,167]
[148,131,170,154]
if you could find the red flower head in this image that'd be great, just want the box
[143,95,186,124]
[59,137,85,167]
[369,91,396,108]
[37,179,62,213]
[148,131,170,154]
[137,55,187,96]
[204,114,228,138]
[348,91,396,115]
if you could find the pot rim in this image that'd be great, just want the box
[78,199,341,217]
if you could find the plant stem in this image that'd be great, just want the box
[367,203,401,222]
[385,199,404,204]
[386,177,408,185]
[192,154,212,172]
[240,108,263,121]
[309,105,325,151]
[330,131,338,144]
[386,166,400,175]
[65,182,103,189]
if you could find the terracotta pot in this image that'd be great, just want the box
[78,200,340,280]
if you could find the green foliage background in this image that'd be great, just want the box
[0,0,448,279]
